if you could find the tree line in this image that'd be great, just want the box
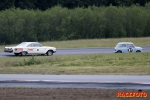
[0,0,150,11]
[0,4,150,44]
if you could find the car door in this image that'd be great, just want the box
[120,44,128,53]
[126,44,136,52]
[27,43,34,54]
[32,43,45,54]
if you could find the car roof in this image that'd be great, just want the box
[17,42,40,47]
[22,42,39,44]
[117,42,133,44]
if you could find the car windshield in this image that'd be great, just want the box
[17,42,27,47]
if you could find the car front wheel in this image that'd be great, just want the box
[21,51,27,56]
[117,50,122,53]
[46,50,53,56]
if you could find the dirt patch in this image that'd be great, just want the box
[0,88,149,100]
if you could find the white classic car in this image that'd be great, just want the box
[114,42,143,53]
[4,42,56,56]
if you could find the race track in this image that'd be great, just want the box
[0,74,150,89]
[0,46,150,57]
[0,46,150,89]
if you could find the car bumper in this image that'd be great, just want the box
[4,49,13,53]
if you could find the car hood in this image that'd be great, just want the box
[43,46,56,49]
[135,46,143,49]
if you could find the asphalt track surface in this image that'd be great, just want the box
[0,46,150,57]
[0,74,150,89]
[0,46,150,89]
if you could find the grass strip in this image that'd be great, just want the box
[0,52,149,75]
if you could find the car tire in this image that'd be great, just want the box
[46,50,53,56]
[21,51,27,56]
[14,53,19,56]
[117,50,122,53]
[136,50,141,52]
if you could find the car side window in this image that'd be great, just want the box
[32,44,36,47]
[127,44,134,48]
[33,43,42,47]
[119,44,126,47]
[27,44,33,47]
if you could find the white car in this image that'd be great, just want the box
[4,42,56,56]
[114,42,143,53]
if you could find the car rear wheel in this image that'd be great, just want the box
[46,50,53,56]
[136,50,141,52]
[14,53,19,56]
[117,50,122,53]
[21,51,27,56]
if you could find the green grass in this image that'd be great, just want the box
[1,37,150,50]
[1,37,150,75]
[0,52,150,75]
